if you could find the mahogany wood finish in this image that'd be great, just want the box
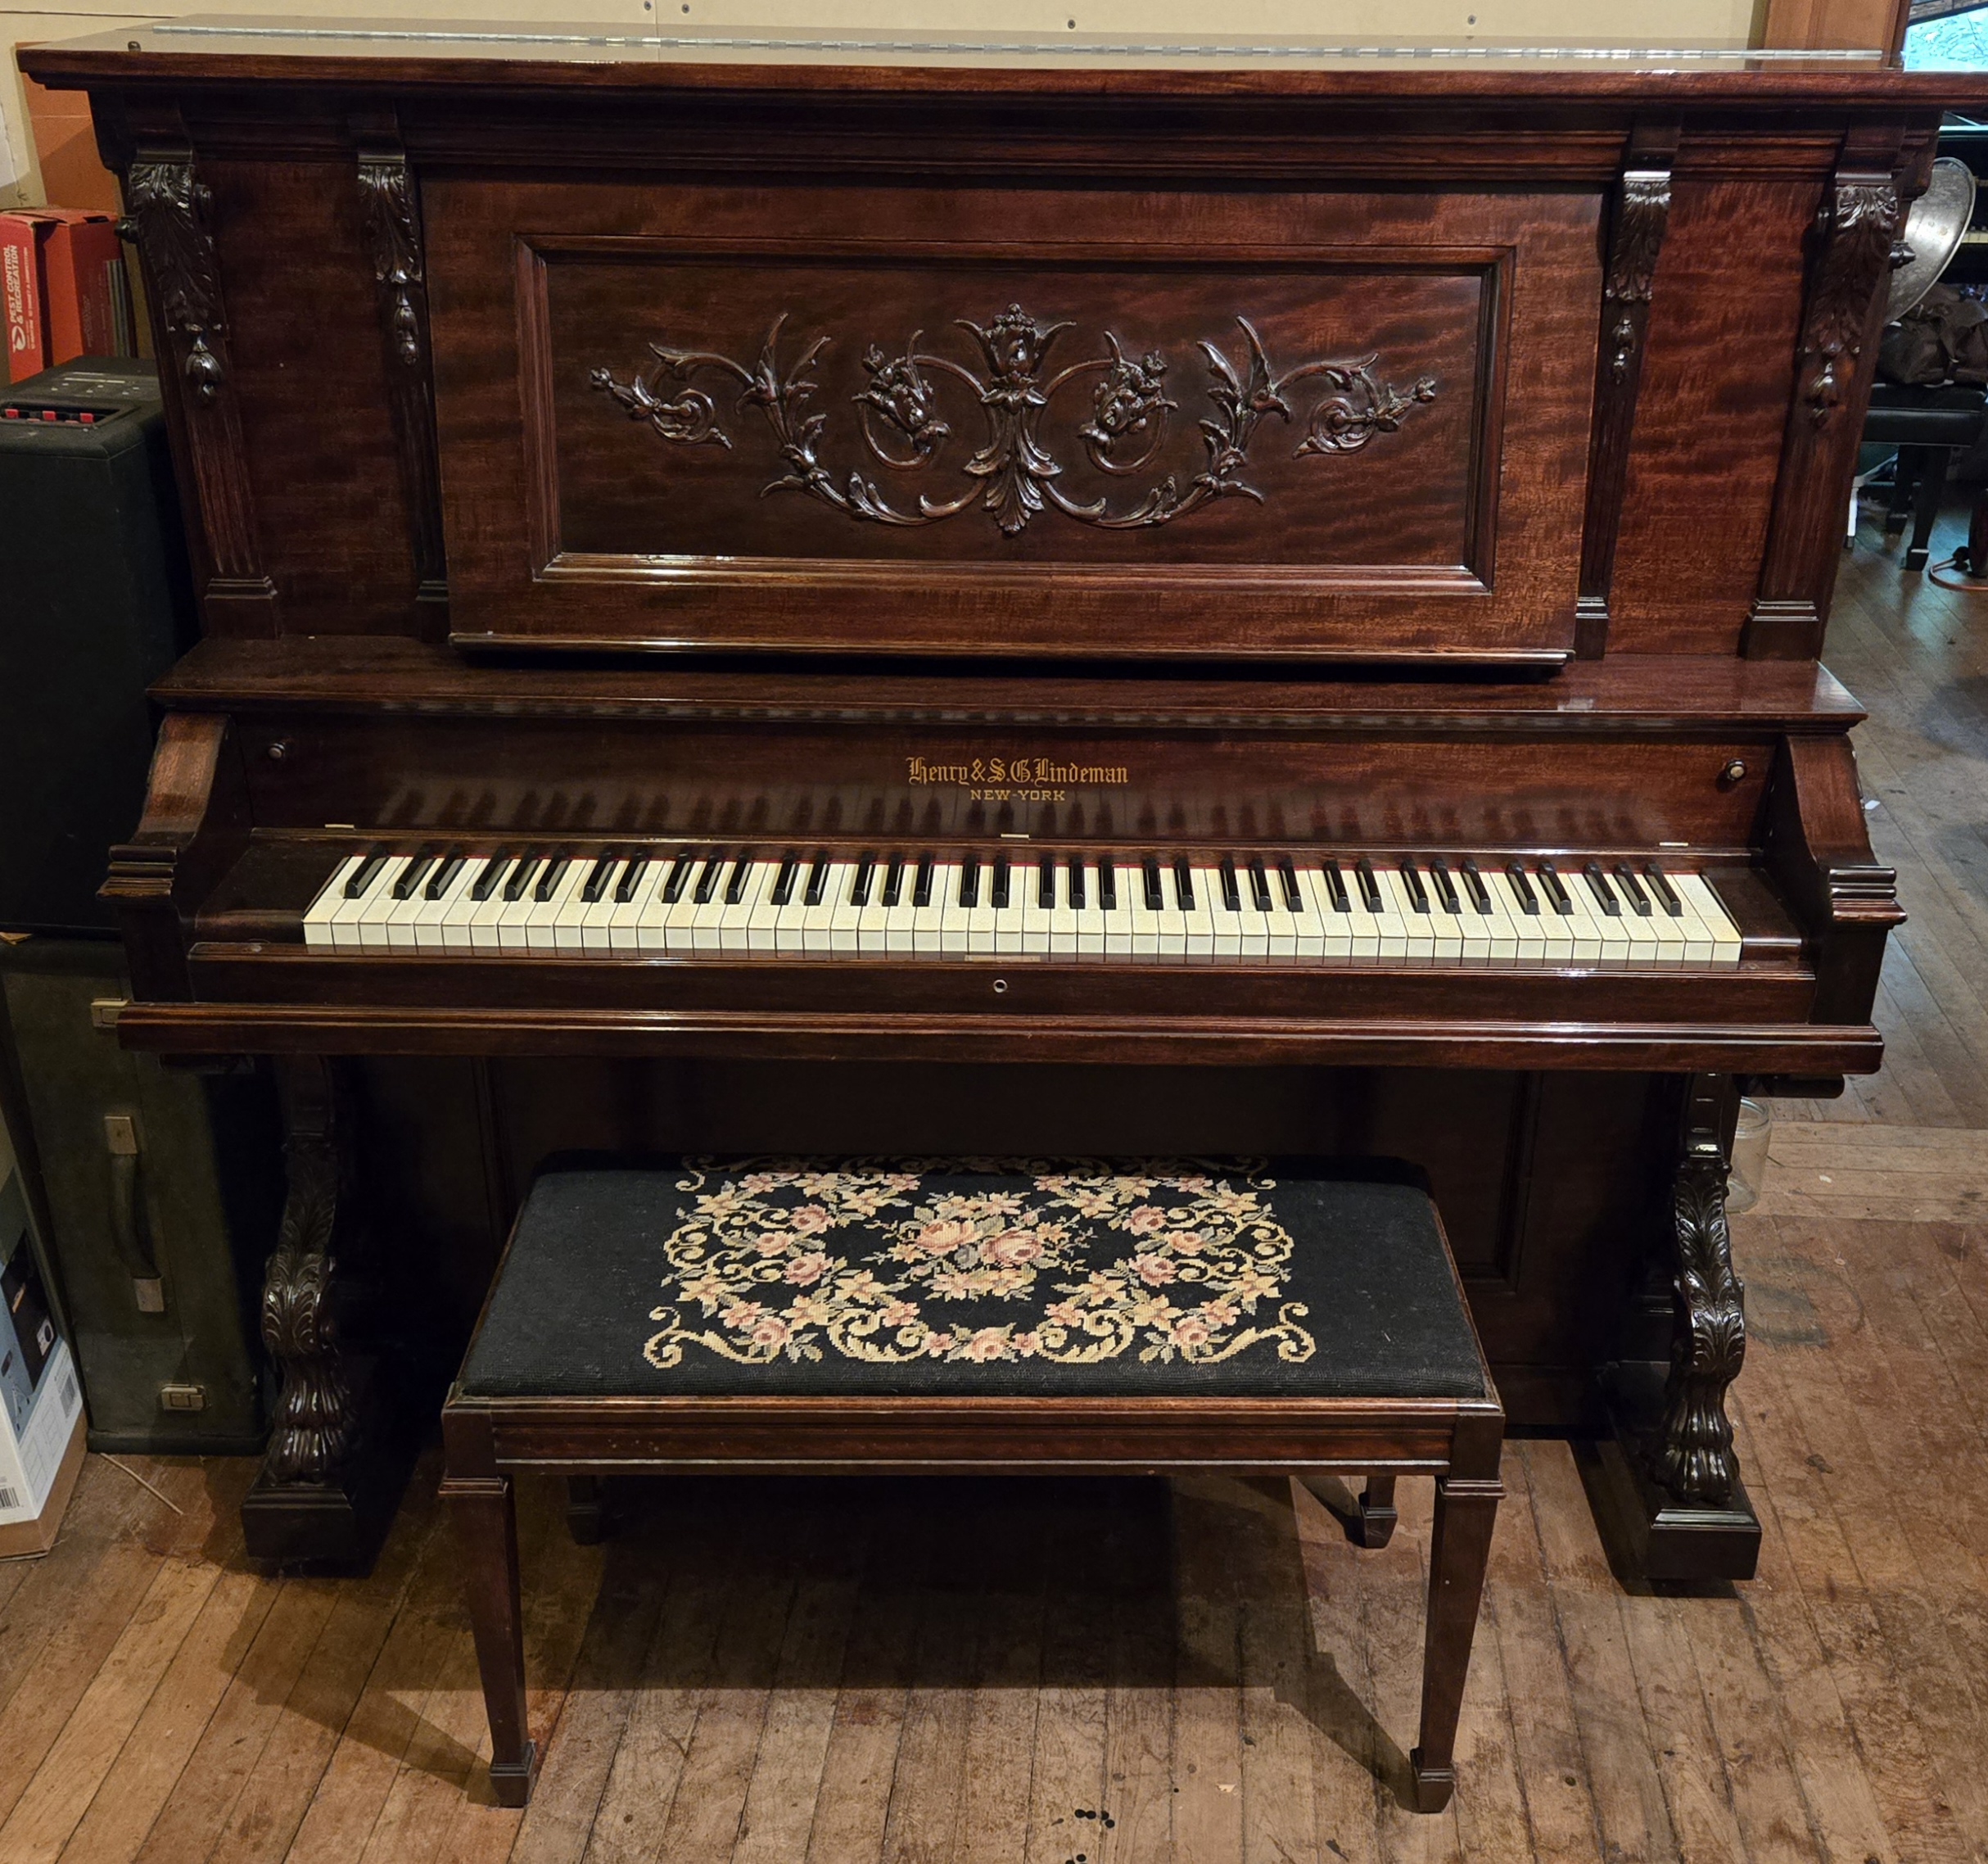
[18,25,1952,1576]
[440,1375,1506,1811]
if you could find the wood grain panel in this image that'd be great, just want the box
[427,178,1599,663]
[205,158,430,636]
[1605,174,1819,654]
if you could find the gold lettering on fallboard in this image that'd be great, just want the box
[906,754,1130,789]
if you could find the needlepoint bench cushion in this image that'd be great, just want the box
[460,1160,1488,1401]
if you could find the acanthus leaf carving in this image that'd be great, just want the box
[1603,167,1671,378]
[1652,1141,1746,1507]
[356,153,427,369]
[260,1136,355,1487]
[1800,179,1900,428]
[591,302,1436,537]
[118,156,227,403]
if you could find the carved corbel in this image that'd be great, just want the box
[1746,124,1910,659]
[353,115,448,613]
[260,1057,359,1487]
[1575,123,1679,658]
[1652,1123,1746,1505]
[115,131,278,631]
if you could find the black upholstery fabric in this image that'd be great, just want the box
[460,1160,1488,1401]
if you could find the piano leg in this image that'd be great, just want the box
[1590,1073,1763,1584]
[240,1055,409,1567]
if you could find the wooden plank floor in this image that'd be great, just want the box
[4,1123,1988,1864]
[4,509,1987,1862]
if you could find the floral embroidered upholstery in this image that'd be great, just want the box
[461,1160,1488,1401]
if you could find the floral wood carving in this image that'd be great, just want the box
[1652,1141,1746,1506]
[1603,168,1670,378]
[1800,179,1901,428]
[356,154,427,369]
[591,304,1437,536]
[117,157,227,403]
[260,1132,355,1486]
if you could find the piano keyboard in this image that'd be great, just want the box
[301,849,1745,966]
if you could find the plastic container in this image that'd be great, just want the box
[1726,1097,1772,1215]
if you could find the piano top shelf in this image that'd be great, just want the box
[151,639,1868,736]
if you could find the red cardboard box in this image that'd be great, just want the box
[0,217,46,382]
[0,209,133,382]
[43,211,129,360]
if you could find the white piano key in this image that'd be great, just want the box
[526,859,587,951]
[1181,864,1217,960]
[992,861,1026,956]
[883,857,919,954]
[1022,858,1055,956]
[354,855,414,951]
[1100,862,1134,957]
[716,856,770,952]
[305,854,365,951]
[573,857,625,952]
[1674,872,1743,965]
[413,857,477,951]
[607,857,657,952]
[748,857,791,952]
[933,862,969,955]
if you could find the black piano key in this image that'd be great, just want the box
[851,853,875,907]
[1142,856,1163,912]
[1355,857,1383,912]
[662,851,695,904]
[913,853,935,909]
[1219,856,1241,912]
[1322,859,1350,912]
[1099,857,1118,911]
[992,855,1011,910]
[725,854,753,906]
[1428,859,1460,914]
[469,854,512,903]
[1460,858,1492,913]
[392,853,436,901]
[614,857,650,904]
[960,854,980,908]
[1505,862,1539,915]
[424,853,467,901]
[1401,861,1430,914]
[534,855,572,903]
[1038,854,1055,909]
[1174,857,1195,911]
[1614,862,1652,916]
[1279,857,1302,911]
[770,853,799,907]
[693,854,724,905]
[1248,858,1272,913]
[1645,863,1683,916]
[1068,854,1087,909]
[1538,862,1574,915]
[881,854,905,908]
[504,857,541,903]
[344,852,389,899]
[1584,861,1621,916]
[581,853,617,903]
[804,854,830,907]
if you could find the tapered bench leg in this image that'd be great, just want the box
[1353,1475,1398,1548]
[1408,1473,1502,1813]
[441,1470,539,1806]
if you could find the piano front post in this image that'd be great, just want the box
[239,1052,407,1567]
[1591,1072,1762,1583]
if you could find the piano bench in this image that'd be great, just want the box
[441,1160,1504,1813]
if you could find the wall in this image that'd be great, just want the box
[5,0,1788,210]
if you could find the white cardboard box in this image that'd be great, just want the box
[0,1119,85,1557]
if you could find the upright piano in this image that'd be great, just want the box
[21,18,1973,1573]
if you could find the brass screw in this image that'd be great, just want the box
[1721,759,1747,785]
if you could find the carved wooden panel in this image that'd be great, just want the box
[426,179,1602,663]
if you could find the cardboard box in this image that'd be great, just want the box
[0,1118,86,1558]
[43,211,129,360]
[0,215,45,382]
[0,209,133,382]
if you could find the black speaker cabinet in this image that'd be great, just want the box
[0,357,192,934]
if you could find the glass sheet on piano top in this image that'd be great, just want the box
[114,10,1898,68]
